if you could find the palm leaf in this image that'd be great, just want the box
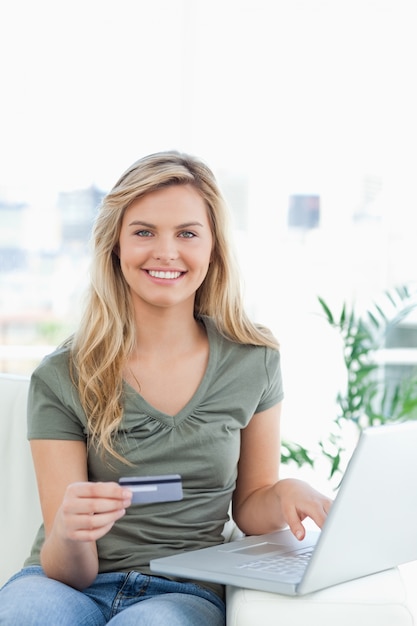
[317,297,334,325]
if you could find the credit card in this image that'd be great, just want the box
[119,474,183,504]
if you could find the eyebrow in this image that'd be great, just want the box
[128,220,205,229]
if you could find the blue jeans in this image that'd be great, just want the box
[0,566,225,625]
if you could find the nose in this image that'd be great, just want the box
[152,235,178,262]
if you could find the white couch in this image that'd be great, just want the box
[1,372,416,624]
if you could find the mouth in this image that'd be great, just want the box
[146,270,184,280]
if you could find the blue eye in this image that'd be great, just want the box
[179,231,196,238]
[135,230,153,237]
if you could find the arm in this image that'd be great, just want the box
[232,402,332,539]
[30,439,132,590]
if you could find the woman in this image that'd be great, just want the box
[0,151,331,625]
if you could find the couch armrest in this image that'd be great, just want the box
[226,565,416,626]
[0,374,42,587]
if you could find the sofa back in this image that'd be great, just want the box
[0,374,42,587]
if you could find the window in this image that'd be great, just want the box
[1,0,416,446]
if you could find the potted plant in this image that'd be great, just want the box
[282,284,417,484]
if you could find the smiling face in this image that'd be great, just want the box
[118,184,213,315]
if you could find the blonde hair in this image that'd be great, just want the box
[70,151,278,460]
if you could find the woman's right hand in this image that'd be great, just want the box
[30,439,132,589]
[54,481,132,543]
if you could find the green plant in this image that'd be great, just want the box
[281,440,314,468]
[282,284,417,481]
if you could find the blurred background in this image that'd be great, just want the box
[1,0,416,465]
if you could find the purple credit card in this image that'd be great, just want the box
[119,474,183,504]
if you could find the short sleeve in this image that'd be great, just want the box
[255,347,284,414]
[27,353,87,441]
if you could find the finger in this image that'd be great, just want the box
[64,482,132,513]
[291,524,306,541]
[284,506,306,540]
[63,498,131,521]
[66,507,127,542]
[81,495,131,514]
[324,498,333,515]
[84,507,126,530]
[309,497,333,529]
[68,481,132,501]
[305,503,327,529]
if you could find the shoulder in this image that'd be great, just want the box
[30,345,74,401]
[32,345,71,381]
[202,315,280,370]
[202,315,279,351]
[28,346,87,439]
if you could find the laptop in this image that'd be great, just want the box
[151,421,417,595]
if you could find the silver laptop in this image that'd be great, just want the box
[151,421,417,595]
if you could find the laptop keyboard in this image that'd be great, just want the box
[237,548,314,578]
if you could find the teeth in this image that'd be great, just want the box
[148,270,182,279]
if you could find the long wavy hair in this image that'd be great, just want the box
[69,151,279,460]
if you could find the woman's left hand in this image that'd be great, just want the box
[274,478,333,540]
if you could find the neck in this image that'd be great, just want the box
[132,304,203,355]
